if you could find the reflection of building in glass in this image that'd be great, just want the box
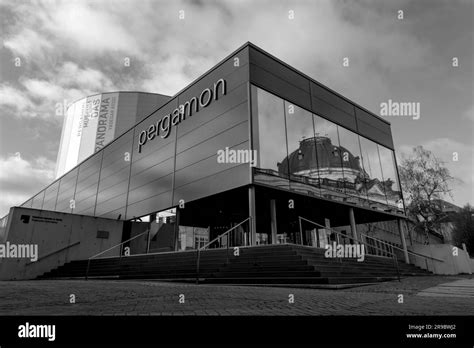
[277,136,402,207]
[279,136,362,186]
[254,84,404,211]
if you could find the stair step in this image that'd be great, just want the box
[38,244,432,283]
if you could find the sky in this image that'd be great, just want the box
[0,0,472,217]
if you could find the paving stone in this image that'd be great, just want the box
[0,277,472,316]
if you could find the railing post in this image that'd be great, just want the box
[226,233,230,265]
[398,218,410,264]
[146,228,151,254]
[335,232,342,264]
[361,234,366,255]
[298,218,303,246]
[196,249,201,285]
[391,246,401,282]
[349,207,358,241]
[85,259,91,280]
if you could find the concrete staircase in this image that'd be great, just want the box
[37,244,432,284]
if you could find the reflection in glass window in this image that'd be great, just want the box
[253,86,289,189]
[359,137,387,205]
[252,85,400,209]
[282,101,320,195]
[337,127,367,199]
[313,115,345,194]
[378,145,403,209]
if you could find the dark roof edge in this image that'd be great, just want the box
[246,42,391,126]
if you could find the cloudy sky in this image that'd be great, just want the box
[0,0,472,217]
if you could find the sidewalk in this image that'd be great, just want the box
[0,275,472,316]
[417,278,474,298]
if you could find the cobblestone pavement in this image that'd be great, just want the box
[0,275,472,316]
[417,278,474,298]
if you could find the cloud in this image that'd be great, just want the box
[0,0,438,109]
[0,152,55,217]
[54,62,116,92]
[45,2,142,55]
[462,104,474,122]
[141,54,215,94]
[0,85,34,112]
[0,62,117,119]
[3,28,54,62]
[22,79,64,101]
[3,1,141,61]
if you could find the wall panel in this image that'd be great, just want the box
[75,151,102,215]
[56,168,79,213]
[42,181,60,211]
[31,191,45,209]
[96,129,134,218]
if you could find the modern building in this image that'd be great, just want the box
[2,42,435,279]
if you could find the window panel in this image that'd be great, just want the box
[313,115,345,198]
[378,145,403,209]
[284,101,320,196]
[337,127,367,200]
[359,137,388,205]
[253,86,289,190]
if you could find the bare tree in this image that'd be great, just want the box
[398,146,456,244]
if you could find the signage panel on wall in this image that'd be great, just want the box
[78,94,102,162]
[55,103,76,178]
[94,93,118,152]
[64,98,86,174]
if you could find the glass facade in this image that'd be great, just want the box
[378,145,403,208]
[359,136,387,205]
[337,126,367,199]
[284,101,320,195]
[252,85,404,211]
[254,87,289,190]
[12,83,404,228]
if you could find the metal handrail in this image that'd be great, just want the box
[26,241,81,266]
[365,226,444,263]
[359,230,436,271]
[196,217,251,285]
[298,216,394,257]
[298,216,400,281]
[85,228,150,280]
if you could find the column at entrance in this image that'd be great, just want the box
[174,208,180,251]
[147,213,157,254]
[398,218,410,263]
[270,199,277,244]
[349,207,358,242]
[248,186,257,246]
